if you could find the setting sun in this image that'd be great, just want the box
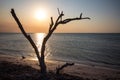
[34,9,47,20]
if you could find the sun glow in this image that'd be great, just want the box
[34,9,47,20]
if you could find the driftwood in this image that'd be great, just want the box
[56,63,74,75]
[11,8,90,80]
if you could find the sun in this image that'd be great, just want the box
[34,9,47,20]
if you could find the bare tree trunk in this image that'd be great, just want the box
[40,41,47,74]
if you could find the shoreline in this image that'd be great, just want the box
[0,54,120,80]
[47,58,120,71]
[1,54,119,71]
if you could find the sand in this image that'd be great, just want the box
[0,54,120,80]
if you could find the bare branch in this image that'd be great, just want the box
[11,9,27,37]
[43,12,64,42]
[57,8,60,15]
[49,17,54,32]
[56,63,74,74]
[59,15,90,24]
[44,11,90,45]
[80,13,82,19]
[11,8,41,68]
[57,8,62,21]
[56,12,64,24]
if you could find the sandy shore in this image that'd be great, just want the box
[0,54,120,80]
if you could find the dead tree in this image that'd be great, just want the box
[11,8,90,78]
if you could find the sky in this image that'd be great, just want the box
[0,0,120,33]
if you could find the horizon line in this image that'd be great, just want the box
[0,32,120,34]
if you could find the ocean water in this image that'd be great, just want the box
[0,33,120,69]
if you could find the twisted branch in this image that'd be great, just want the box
[46,9,90,42]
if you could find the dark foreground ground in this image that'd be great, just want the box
[0,61,120,80]
[0,54,120,80]
[0,61,90,80]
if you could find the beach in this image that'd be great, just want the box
[0,54,120,80]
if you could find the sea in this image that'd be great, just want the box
[0,33,120,70]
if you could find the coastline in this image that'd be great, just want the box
[0,54,120,80]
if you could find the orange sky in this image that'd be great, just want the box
[0,0,120,33]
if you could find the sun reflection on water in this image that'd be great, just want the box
[30,33,46,61]
[35,33,45,47]
[29,33,52,61]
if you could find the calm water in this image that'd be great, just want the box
[0,33,120,69]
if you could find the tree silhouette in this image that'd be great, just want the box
[11,8,90,79]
